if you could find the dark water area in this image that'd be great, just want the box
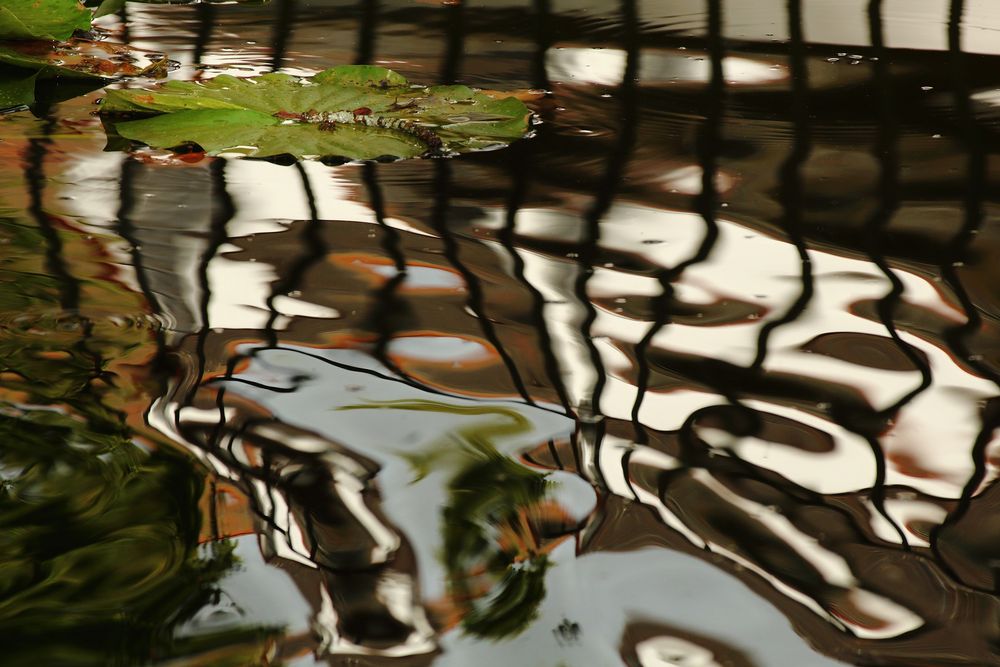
[1,0,1000,665]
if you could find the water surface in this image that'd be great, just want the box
[1,1,999,665]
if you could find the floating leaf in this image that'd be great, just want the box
[0,0,92,41]
[100,65,536,161]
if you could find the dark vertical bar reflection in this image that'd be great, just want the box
[441,0,465,84]
[854,0,913,547]
[262,164,325,349]
[365,163,412,379]
[183,160,236,430]
[749,0,813,370]
[573,0,640,481]
[531,0,553,90]
[429,161,535,405]
[192,3,216,68]
[631,0,723,445]
[497,0,570,413]
[26,116,79,314]
[271,0,297,72]
[864,1,932,418]
[934,0,997,531]
[356,0,379,65]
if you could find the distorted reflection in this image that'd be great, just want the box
[1,0,999,665]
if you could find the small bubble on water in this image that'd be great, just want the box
[921,85,933,91]
[826,57,840,63]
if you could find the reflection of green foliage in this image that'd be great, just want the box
[343,400,553,639]
[0,215,272,664]
[0,45,108,110]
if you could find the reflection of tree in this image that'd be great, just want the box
[0,208,272,664]
[356,401,566,640]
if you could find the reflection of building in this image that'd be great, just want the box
[47,1,1000,664]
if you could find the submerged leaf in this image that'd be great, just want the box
[0,41,162,110]
[0,0,92,41]
[100,65,536,161]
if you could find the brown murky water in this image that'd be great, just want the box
[1,1,1000,665]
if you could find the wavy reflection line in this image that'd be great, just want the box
[115,156,171,391]
[864,0,933,421]
[571,0,640,484]
[364,162,413,381]
[934,0,999,534]
[26,114,78,314]
[768,0,904,547]
[25,111,107,386]
[262,163,325,349]
[181,159,236,440]
[430,160,535,405]
[631,0,724,447]
[499,143,572,414]
[749,0,813,371]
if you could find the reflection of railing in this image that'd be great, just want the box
[100,0,1000,664]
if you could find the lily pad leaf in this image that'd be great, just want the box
[100,65,536,161]
[0,0,92,41]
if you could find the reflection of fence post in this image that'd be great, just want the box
[571,0,640,484]
[357,0,379,64]
[934,0,998,531]
[864,0,932,419]
[632,0,727,447]
[271,0,297,72]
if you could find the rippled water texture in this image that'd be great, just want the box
[2,0,1000,665]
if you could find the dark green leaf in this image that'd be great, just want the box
[0,0,91,41]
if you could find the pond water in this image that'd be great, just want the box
[1,0,999,665]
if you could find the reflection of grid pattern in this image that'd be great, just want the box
[91,1,1000,665]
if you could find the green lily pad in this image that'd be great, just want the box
[0,0,92,41]
[100,65,536,161]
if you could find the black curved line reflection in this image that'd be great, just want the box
[631,0,724,446]
[430,160,535,405]
[933,0,999,534]
[262,163,325,349]
[864,0,933,421]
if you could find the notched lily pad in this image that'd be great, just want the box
[0,0,92,42]
[99,65,538,161]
